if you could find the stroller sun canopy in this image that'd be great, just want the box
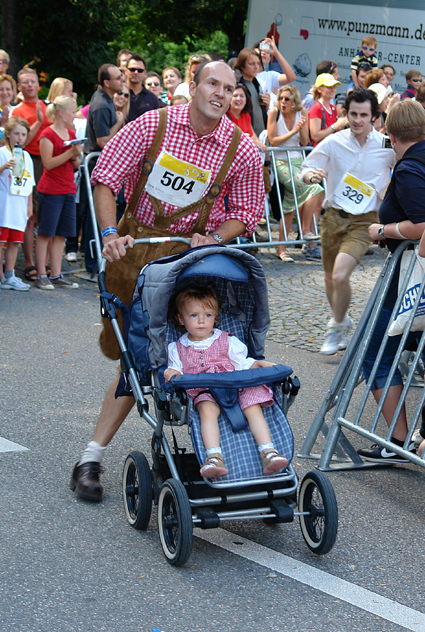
[179,254,250,283]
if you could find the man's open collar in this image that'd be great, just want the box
[348,126,376,144]
[177,103,231,145]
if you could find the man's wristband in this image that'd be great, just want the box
[101,226,118,239]
[331,124,336,132]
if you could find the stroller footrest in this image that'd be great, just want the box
[195,507,220,529]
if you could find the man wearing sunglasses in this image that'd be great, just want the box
[125,54,159,122]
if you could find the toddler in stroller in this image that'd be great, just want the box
[164,284,288,478]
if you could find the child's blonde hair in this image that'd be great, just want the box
[45,95,76,122]
[362,35,377,48]
[4,117,30,138]
[47,77,73,103]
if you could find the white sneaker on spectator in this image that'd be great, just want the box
[303,232,320,241]
[1,274,30,291]
[338,315,354,350]
[321,319,344,355]
[65,252,77,263]
[413,429,425,447]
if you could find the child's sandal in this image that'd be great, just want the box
[200,452,228,479]
[261,448,288,475]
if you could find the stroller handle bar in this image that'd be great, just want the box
[98,237,191,291]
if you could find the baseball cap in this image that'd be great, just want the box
[368,83,392,104]
[315,73,341,88]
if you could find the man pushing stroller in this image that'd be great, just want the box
[70,61,265,502]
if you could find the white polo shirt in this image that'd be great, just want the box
[301,127,396,215]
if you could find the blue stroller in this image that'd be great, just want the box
[99,243,338,566]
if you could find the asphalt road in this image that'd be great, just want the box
[1,251,425,632]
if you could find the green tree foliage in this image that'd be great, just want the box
[12,0,245,101]
[112,5,229,78]
[20,0,125,99]
[135,0,247,54]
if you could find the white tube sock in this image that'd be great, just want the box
[79,441,106,466]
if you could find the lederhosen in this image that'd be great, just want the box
[100,108,242,359]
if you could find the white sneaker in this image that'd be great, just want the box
[65,252,77,262]
[320,320,344,355]
[338,315,354,350]
[303,232,320,241]
[413,429,425,447]
[1,274,30,291]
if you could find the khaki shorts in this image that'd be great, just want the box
[320,207,378,274]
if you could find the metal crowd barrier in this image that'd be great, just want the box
[232,145,325,251]
[83,152,103,276]
[83,146,322,261]
[299,240,425,471]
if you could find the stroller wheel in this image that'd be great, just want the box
[158,479,193,566]
[298,470,338,555]
[122,451,153,530]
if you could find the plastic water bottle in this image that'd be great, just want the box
[12,143,23,177]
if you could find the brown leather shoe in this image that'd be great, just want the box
[70,462,103,502]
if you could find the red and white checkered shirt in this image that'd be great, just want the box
[91,104,265,235]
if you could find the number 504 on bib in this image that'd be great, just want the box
[145,150,211,207]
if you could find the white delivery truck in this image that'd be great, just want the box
[245,0,425,96]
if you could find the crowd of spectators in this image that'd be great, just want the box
[0,36,425,292]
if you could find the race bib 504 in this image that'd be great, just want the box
[145,150,211,207]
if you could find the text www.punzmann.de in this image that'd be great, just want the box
[317,19,425,40]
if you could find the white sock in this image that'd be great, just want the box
[258,442,274,454]
[79,441,106,465]
[206,447,222,457]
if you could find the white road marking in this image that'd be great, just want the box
[0,437,28,453]
[195,528,425,631]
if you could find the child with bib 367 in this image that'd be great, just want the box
[0,117,34,291]
[164,285,288,479]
